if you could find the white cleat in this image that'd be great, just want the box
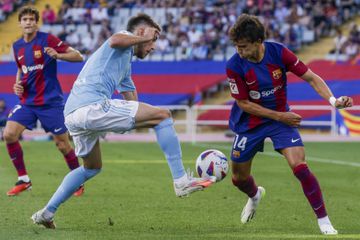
[241,186,265,224]
[174,171,216,197]
[319,224,338,235]
[31,208,56,229]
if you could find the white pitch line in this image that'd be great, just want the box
[193,143,360,168]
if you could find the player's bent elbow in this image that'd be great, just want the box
[236,99,250,109]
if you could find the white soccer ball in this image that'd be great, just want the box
[195,149,229,182]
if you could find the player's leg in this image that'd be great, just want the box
[4,105,37,196]
[231,131,266,223]
[270,122,337,235]
[36,105,80,171]
[52,132,85,196]
[32,139,102,229]
[135,102,216,197]
[52,132,80,170]
[281,146,337,235]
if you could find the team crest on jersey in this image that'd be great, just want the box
[272,69,282,79]
[232,150,240,158]
[34,50,42,59]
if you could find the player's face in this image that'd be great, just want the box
[134,40,156,59]
[134,27,158,59]
[19,14,38,35]
[234,39,261,60]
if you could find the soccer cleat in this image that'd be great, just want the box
[174,170,216,197]
[31,209,56,229]
[319,224,338,235]
[7,180,32,196]
[240,186,265,224]
[73,184,85,197]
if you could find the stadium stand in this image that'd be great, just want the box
[36,0,360,60]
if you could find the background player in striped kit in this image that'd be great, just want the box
[3,6,84,196]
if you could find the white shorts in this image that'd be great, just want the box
[65,99,139,157]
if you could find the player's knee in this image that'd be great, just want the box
[55,140,70,154]
[2,129,19,143]
[232,174,249,185]
[158,108,171,120]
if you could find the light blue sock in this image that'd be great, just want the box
[154,118,185,179]
[46,166,101,213]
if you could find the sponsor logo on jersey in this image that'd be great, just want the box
[21,64,44,74]
[272,69,282,79]
[34,50,42,59]
[261,84,283,97]
[249,90,261,100]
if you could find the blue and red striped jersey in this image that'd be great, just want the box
[12,31,69,106]
[226,41,308,133]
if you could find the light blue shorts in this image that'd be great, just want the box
[65,99,139,157]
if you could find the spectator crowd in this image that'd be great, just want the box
[0,0,32,22]
[8,0,360,60]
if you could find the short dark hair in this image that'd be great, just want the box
[229,14,265,43]
[18,6,39,22]
[126,13,161,33]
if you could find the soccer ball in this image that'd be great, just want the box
[195,149,229,182]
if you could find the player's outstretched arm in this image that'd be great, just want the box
[44,46,83,62]
[301,69,353,109]
[109,27,159,48]
[236,99,302,127]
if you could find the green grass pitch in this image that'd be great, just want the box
[0,141,359,240]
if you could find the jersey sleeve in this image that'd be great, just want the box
[47,34,69,53]
[117,67,136,92]
[281,47,308,77]
[226,68,248,100]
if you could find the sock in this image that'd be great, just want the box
[318,216,332,226]
[173,173,187,184]
[232,175,258,198]
[293,163,327,218]
[64,149,80,170]
[6,141,27,177]
[154,118,185,180]
[18,175,30,183]
[46,166,101,213]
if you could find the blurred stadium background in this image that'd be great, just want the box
[1,1,360,239]
[1,0,360,142]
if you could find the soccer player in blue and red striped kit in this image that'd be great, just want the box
[3,6,84,196]
[226,14,353,235]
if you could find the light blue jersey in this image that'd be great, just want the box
[64,31,136,116]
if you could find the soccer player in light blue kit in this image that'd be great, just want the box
[31,14,216,228]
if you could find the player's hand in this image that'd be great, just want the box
[13,83,24,96]
[278,112,302,127]
[143,27,160,42]
[44,47,59,59]
[335,96,353,109]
